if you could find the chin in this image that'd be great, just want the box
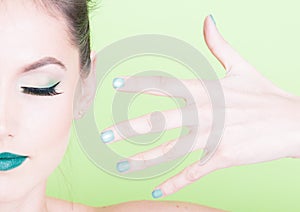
[0,158,47,203]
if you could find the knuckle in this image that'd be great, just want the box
[144,116,153,132]
[213,147,234,167]
[131,114,152,134]
[185,167,200,182]
[135,153,145,161]
[162,141,176,160]
[116,122,131,137]
[149,111,165,132]
[162,141,175,154]
[138,111,166,133]
[167,180,179,194]
[157,76,167,89]
[186,79,202,92]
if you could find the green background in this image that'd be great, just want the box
[46,0,300,211]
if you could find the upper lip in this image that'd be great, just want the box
[0,152,27,159]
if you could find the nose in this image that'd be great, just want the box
[0,89,15,141]
[0,125,13,140]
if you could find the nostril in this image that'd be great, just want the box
[0,125,13,139]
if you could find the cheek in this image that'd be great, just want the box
[14,70,79,176]
[20,94,74,169]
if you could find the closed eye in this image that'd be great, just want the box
[21,81,63,96]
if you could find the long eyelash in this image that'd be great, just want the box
[21,81,63,96]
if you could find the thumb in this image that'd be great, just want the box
[203,15,249,75]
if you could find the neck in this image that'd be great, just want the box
[0,181,49,212]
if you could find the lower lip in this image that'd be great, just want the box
[0,157,27,171]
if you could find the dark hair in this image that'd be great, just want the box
[32,0,98,78]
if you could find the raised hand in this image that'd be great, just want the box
[100,15,300,198]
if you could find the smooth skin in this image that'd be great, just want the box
[102,15,300,198]
[46,198,224,211]
[0,0,224,211]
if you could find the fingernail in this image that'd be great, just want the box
[116,161,130,172]
[113,78,125,89]
[152,189,163,199]
[209,14,216,26]
[100,130,115,143]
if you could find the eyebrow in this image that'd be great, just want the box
[22,57,67,72]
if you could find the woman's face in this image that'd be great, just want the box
[0,1,82,201]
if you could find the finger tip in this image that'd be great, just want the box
[100,129,115,143]
[204,14,217,33]
[204,14,211,23]
[116,160,131,172]
[112,77,125,89]
[209,14,216,26]
[151,188,163,199]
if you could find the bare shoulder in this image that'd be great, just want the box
[46,197,226,212]
[94,200,226,212]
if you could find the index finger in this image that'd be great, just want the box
[113,76,204,101]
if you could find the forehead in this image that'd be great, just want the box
[0,1,78,72]
[0,1,69,43]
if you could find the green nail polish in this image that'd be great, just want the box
[113,78,125,89]
[209,14,216,26]
[100,130,115,143]
[152,189,163,199]
[116,161,130,172]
